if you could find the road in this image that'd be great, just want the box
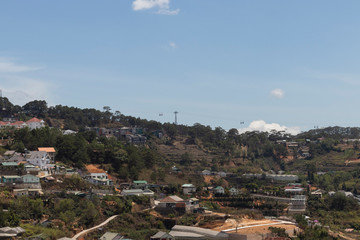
[221,220,296,232]
[71,215,119,240]
[251,194,292,203]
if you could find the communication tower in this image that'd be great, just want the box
[174,111,178,125]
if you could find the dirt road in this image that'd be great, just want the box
[71,215,119,240]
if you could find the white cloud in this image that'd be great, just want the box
[157,8,180,15]
[238,120,301,135]
[0,58,42,73]
[270,88,284,98]
[132,0,179,15]
[169,41,177,48]
[0,76,54,106]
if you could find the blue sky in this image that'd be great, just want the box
[1,0,360,133]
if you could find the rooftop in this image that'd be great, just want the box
[26,117,43,123]
[38,147,56,153]
[160,195,184,203]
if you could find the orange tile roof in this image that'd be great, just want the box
[38,147,56,153]
[85,164,107,174]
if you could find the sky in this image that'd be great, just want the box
[1,0,360,134]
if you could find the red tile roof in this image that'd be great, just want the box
[10,121,25,125]
[26,117,42,123]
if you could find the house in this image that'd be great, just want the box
[26,151,52,170]
[10,121,27,129]
[63,129,77,135]
[13,189,28,197]
[201,170,212,176]
[7,153,26,163]
[214,186,225,195]
[188,197,200,212]
[22,174,40,184]
[1,175,22,184]
[156,195,199,214]
[171,166,181,173]
[0,121,10,128]
[229,187,239,196]
[99,232,123,240]
[85,164,108,179]
[132,180,148,190]
[182,184,196,195]
[158,195,184,209]
[217,172,227,178]
[126,134,146,144]
[150,231,174,240]
[3,150,15,157]
[26,117,45,130]
[85,164,113,186]
[13,188,43,197]
[311,189,325,198]
[38,147,56,161]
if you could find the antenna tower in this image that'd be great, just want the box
[0,89,2,98]
[174,111,178,124]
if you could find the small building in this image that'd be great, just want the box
[158,195,184,209]
[1,175,22,184]
[311,189,325,198]
[182,184,196,195]
[1,162,19,168]
[99,232,123,240]
[229,187,239,196]
[13,189,28,197]
[13,189,43,197]
[214,186,225,195]
[217,172,227,178]
[132,180,148,190]
[22,174,40,184]
[150,231,174,240]
[201,170,211,176]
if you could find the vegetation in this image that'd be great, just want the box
[3,98,360,238]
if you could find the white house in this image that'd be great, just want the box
[182,184,196,195]
[26,118,45,130]
[84,164,113,186]
[26,151,52,170]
